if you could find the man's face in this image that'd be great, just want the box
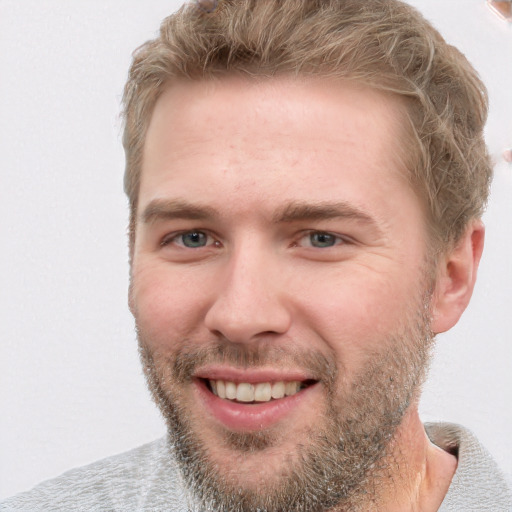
[130,77,435,510]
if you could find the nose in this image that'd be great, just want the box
[204,244,292,343]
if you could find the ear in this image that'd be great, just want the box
[431,220,485,334]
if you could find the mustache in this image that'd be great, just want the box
[138,333,338,387]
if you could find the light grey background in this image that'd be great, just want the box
[1,0,511,499]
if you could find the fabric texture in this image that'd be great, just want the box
[426,423,512,511]
[2,422,511,511]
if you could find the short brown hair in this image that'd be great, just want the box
[123,0,492,251]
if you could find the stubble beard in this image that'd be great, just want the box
[137,294,434,512]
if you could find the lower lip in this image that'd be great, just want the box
[195,379,318,431]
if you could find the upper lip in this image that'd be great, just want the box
[193,365,317,384]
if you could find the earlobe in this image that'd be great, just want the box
[431,220,485,334]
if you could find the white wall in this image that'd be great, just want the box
[0,0,511,499]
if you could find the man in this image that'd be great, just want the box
[2,0,511,510]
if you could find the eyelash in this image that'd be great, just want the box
[296,231,350,248]
[160,230,220,249]
[159,230,352,250]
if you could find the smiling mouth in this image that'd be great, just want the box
[204,379,316,403]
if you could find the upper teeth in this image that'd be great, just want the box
[209,380,303,402]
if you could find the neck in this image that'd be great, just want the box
[335,408,457,512]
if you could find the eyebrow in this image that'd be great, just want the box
[274,201,382,229]
[140,198,382,233]
[140,199,219,224]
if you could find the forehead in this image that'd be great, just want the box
[139,76,417,224]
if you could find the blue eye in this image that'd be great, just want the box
[160,230,220,251]
[309,232,337,248]
[180,231,208,248]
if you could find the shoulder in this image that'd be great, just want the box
[425,422,512,511]
[0,437,188,512]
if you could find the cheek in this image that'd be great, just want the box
[130,260,212,348]
[293,264,423,366]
